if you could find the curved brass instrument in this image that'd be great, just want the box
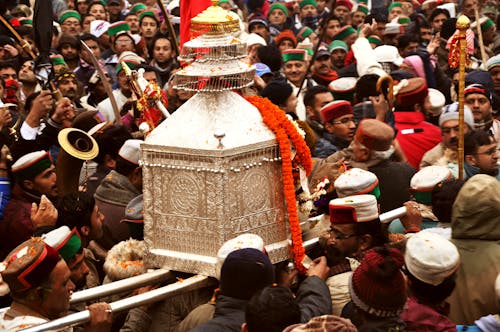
[376,74,394,102]
[56,128,99,195]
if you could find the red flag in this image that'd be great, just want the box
[180,0,212,48]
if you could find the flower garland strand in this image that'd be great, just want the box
[246,95,312,273]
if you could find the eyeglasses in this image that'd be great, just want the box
[327,228,359,240]
[62,22,80,27]
[441,126,459,134]
[116,40,133,45]
[330,117,356,125]
[476,148,500,156]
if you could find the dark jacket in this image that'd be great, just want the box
[401,296,455,332]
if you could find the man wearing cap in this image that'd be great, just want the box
[94,139,143,250]
[268,3,290,36]
[329,40,348,71]
[311,48,338,86]
[248,15,273,46]
[487,54,500,98]
[393,77,442,169]
[333,0,353,24]
[59,10,82,37]
[323,194,389,315]
[320,100,356,154]
[298,0,319,30]
[420,102,475,168]
[448,175,500,324]
[352,4,369,28]
[0,151,58,257]
[0,238,113,331]
[283,49,316,120]
[401,232,460,330]
[331,25,358,49]
[464,83,500,149]
[311,119,415,212]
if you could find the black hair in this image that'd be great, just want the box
[245,286,301,332]
[148,32,175,58]
[303,85,330,108]
[15,26,33,39]
[79,33,99,44]
[93,125,132,164]
[397,34,419,50]
[355,74,379,101]
[365,13,387,24]
[464,130,494,156]
[115,155,139,176]
[429,8,450,23]
[431,179,466,223]
[0,60,17,72]
[136,63,162,83]
[353,220,388,247]
[319,13,341,29]
[407,272,456,305]
[56,192,95,230]
[57,34,81,52]
[257,45,282,72]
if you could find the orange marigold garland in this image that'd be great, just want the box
[245,95,312,272]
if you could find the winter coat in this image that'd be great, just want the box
[448,175,500,325]
[401,296,456,331]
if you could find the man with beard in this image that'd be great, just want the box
[124,12,140,34]
[0,151,58,258]
[298,0,319,30]
[17,60,40,101]
[464,84,500,150]
[311,48,338,86]
[329,40,348,71]
[420,102,475,168]
[56,69,84,112]
[464,130,500,179]
[57,34,81,71]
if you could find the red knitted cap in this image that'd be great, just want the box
[275,29,298,48]
[349,247,407,317]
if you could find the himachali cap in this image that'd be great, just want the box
[299,0,318,9]
[335,168,380,199]
[275,29,297,47]
[405,232,460,286]
[395,77,428,106]
[328,77,357,101]
[283,49,307,62]
[119,139,143,165]
[439,102,475,129]
[355,119,394,151]
[332,26,357,42]
[285,315,357,331]
[1,238,60,294]
[329,194,379,223]
[269,3,289,17]
[107,21,131,37]
[19,18,33,26]
[90,20,110,38]
[384,22,403,35]
[335,0,353,11]
[388,2,403,12]
[410,166,453,205]
[139,11,158,23]
[43,226,82,262]
[12,150,53,182]
[59,10,81,24]
[349,247,406,318]
[130,3,147,14]
[486,54,500,71]
[397,15,411,25]
[470,17,495,32]
[296,26,314,42]
[328,40,348,53]
[367,36,383,46]
[427,88,446,116]
[50,54,67,66]
[356,4,369,15]
[321,100,353,123]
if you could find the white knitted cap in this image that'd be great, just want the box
[427,88,445,116]
[118,139,143,165]
[410,166,453,192]
[405,232,460,286]
[439,102,475,129]
[334,168,379,198]
[329,194,379,223]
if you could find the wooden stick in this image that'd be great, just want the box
[0,15,36,59]
[456,15,470,180]
[156,0,180,56]
[473,7,489,70]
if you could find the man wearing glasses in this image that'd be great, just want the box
[464,130,500,180]
[59,10,82,38]
[320,100,356,154]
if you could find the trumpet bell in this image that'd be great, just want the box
[58,128,99,161]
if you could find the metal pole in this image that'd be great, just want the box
[19,275,214,332]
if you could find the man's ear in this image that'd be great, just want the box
[465,154,477,166]
[80,225,90,237]
[358,234,373,252]
[103,154,116,170]
[23,179,34,191]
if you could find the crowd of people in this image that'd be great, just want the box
[0,0,499,331]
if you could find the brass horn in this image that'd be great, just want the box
[57,128,99,161]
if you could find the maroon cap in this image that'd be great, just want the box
[321,100,353,123]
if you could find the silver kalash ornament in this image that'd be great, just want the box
[141,1,290,276]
